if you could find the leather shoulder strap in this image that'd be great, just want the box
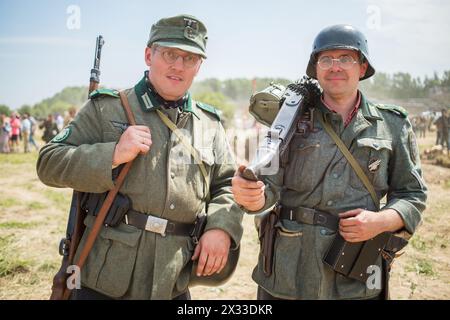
[318,112,380,209]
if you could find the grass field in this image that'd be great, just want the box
[0,132,448,300]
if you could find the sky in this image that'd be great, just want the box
[0,0,449,109]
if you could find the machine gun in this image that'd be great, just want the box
[242,77,320,276]
[241,77,321,181]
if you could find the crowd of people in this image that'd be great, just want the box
[411,108,450,153]
[0,107,77,154]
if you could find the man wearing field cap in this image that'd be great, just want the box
[37,14,243,300]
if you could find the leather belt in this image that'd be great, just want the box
[124,210,195,237]
[280,206,339,231]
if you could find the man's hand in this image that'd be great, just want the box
[191,229,231,276]
[112,125,152,166]
[339,208,405,242]
[231,165,265,212]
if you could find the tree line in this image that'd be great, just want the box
[1,71,449,122]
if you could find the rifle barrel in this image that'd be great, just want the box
[89,35,104,95]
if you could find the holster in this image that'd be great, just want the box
[258,205,281,277]
[323,232,408,284]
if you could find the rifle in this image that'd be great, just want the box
[50,35,105,300]
[88,35,105,97]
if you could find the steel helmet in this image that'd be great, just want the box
[306,24,375,80]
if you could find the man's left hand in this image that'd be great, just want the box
[338,209,384,242]
[191,229,231,276]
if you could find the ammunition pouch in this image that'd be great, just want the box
[276,205,408,287]
[323,232,408,283]
[76,165,129,228]
[80,191,131,227]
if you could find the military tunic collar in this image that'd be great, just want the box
[134,71,199,118]
[317,92,382,123]
[316,91,383,146]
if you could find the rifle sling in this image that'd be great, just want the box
[67,91,136,299]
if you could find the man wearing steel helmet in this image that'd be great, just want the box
[37,14,243,300]
[232,24,427,299]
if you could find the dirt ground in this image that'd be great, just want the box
[0,132,448,300]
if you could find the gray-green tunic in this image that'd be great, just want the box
[251,93,427,299]
[37,76,243,299]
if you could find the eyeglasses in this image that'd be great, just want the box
[317,55,358,70]
[155,47,202,68]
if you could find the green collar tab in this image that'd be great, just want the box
[89,88,120,99]
[134,72,198,117]
[360,94,383,121]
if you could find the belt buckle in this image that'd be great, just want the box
[145,215,168,237]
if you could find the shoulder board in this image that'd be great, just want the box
[89,88,120,99]
[375,104,408,118]
[196,102,221,121]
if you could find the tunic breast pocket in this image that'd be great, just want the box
[284,136,321,192]
[349,138,392,192]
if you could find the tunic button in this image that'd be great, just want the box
[320,229,327,236]
[169,204,175,210]
[170,172,175,179]
[327,200,333,206]
[332,173,339,179]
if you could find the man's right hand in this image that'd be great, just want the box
[112,125,152,166]
[231,165,265,212]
